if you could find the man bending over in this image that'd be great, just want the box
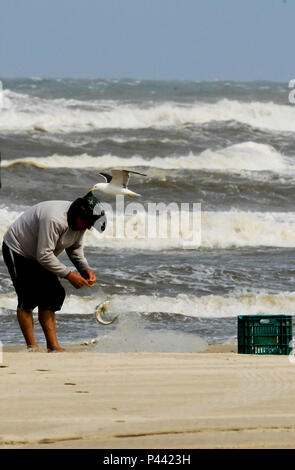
[2,192,106,352]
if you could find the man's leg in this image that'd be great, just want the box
[17,310,40,350]
[38,309,65,352]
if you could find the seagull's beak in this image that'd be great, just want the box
[90,187,95,192]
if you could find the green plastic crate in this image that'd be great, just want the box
[238,315,293,355]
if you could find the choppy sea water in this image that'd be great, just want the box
[1,78,295,351]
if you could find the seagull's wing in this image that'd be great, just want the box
[111,170,130,188]
[99,172,112,183]
[127,170,147,177]
[111,169,147,188]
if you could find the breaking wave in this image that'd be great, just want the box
[1,290,295,318]
[1,206,295,250]
[1,82,295,133]
[2,142,290,173]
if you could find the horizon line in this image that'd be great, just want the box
[0,76,290,84]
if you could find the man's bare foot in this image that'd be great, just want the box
[47,346,66,353]
[27,344,41,352]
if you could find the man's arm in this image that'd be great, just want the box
[65,236,89,274]
[66,238,96,286]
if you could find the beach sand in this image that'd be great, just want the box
[1,344,295,449]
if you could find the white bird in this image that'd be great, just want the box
[90,169,146,197]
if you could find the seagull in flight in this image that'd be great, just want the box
[90,169,146,197]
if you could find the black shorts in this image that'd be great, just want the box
[2,242,65,312]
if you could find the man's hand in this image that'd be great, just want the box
[81,269,96,287]
[66,272,89,289]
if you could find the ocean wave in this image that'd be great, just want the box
[2,142,289,173]
[86,209,295,249]
[1,206,295,250]
[1,290,295,318]
[1,83,295,133]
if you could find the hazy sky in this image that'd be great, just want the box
[0,0,293,81]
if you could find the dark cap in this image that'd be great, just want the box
[67,192,107,232]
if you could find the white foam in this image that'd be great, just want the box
[101,291,295,318]
[94,315,207,353]
[0,207,24,243]
[1,206,295,250]
[1,83,295,133]
[1,291,295,319]
[0,81,13,112]
[201,210,295,249]
[2,142,289,173]
[56,209,295,250]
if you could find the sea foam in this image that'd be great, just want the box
[2,142,289,173]
[1,83,295,133]
[1,206,295,250]
[1,290,295,319]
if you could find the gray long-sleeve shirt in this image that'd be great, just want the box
[3,200,90,278]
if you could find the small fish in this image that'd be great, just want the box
[95,300,118,325]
